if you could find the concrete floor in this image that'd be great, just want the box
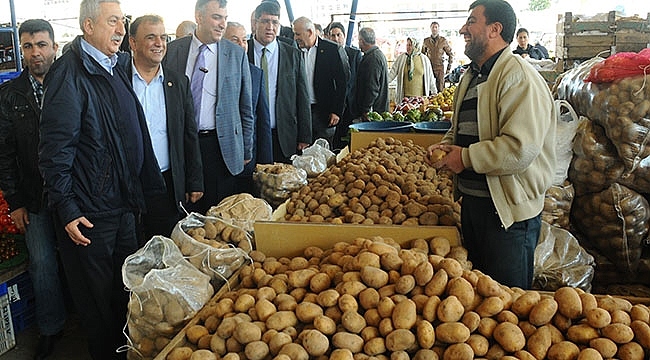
[0,314,92,360]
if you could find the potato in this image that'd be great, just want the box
[358,288,380,310]
[312,314,337,335]
[295,302,323,323]
[332,332,364,353]
[446,277,474,308]
[611,309,631,325]
[617,341,644,360]
[514,350,537,360]
[266,311,298,331]
[363,337,387,356]
[330,349,354,360]
[579,292,598,314]
[554,287,583,320]
[244,341,269,360]
[585,308,611,329]
[512,291,541,318]
[442,343,473,360]
[360,266,389,289]
[547,341,579,360]
[189,349,217,360]
[268,332,293,355]
[437,296,464,323]
[577,348,603,360]
[476,275,503,297]
[416,320,435,349]
[475,296,504,318]
[342,310,366,333]
[338,294,359,313]
[566,324,599,344]
[300,329,329,356]
[425,268,448,297]
[392,299,417,329]
[422,295,441,323]
[186,325,209,344]
[436,322,470,344]
[288,268,318,288]
[233,322,262,345]
[493,322,525,352]
[385,328,417,352]
[529,297,558,326]
[309,273,332,293]
[467,334,489,356]
[234,293,255,313]
[630,304,650,323]
[589,337,618,358]
[167,346,193,360]
[601,323,634,344]
[477,317,498,338]
[278,343,309,360]
[527,325,552,360]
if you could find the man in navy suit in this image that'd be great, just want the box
[128,15,204,241]
[247,1,311,163]
[163,0,253,213]
[292,16,349,148]
[224,21,272,194]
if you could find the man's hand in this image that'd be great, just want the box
[298,142,309,151]
[328,113,340,127]
[9,207,29,233]
[65,217,94,246]
[186,192,204,203]
[428,144,465,174]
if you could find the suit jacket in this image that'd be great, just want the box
[313,38,349,120]
[164,36,254,176]
[344,46,362,114]
[126,63,204,211]
[248,38,311,158]
[241,63,272,177]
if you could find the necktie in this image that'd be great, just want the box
[191,44,207,126]
[261,47,269,100]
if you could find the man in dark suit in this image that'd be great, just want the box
[292,16,349,148]
[163,0,253,213]
[128,15,204,242]
[327,21,362,149]
[247,1,311,163]
[224,21,272,194]
[355,27,389,120]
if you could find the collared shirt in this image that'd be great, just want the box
[28,73,43,107]
[302,38,318,105]
[80,38,118,75]
[253,38,279,129]
[131,62,170,172]
[185,34,219,130]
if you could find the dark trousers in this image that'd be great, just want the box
[311,105,336,148]
[461,194,540,289]
[140,170,182,245]
[56,211,136,360]
[271,129,292,164]
[188,133,237,214]
[333,106,355,151]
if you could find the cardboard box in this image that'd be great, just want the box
[254,221,460,258]
[350,131,444,152]
[0,283,15,356]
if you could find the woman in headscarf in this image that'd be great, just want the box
[388,37,437,103]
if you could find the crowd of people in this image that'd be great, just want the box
[0,0,555,358]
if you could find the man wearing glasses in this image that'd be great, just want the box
[39,1,165,358]
[247,0,311,163]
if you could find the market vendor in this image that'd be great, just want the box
[513,27,544,60]
[427,0,556,289]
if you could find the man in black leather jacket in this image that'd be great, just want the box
[0,19,67,360]
[38,1,165,358]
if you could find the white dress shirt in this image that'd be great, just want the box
[185,35,218,130]
[302,38,318,105]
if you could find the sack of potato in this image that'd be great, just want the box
[170,213,252,288]
[533,221,595,292]
[283,137,461,227]
[555,56,605,119]
[206,193,273,233]
[571,183,650,273]
[253,163,308,208]
[542,181,574,230]
[122,236,214,359]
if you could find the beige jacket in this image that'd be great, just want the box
[441,49,556,229]
[422,35,454,71]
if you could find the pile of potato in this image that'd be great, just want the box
[283,137,460,227]
[165,236,650,360]
[572,183,650,274]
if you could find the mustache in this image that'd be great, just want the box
[111,35,123,42]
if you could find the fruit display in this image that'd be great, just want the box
[385,86,457,123]
[0,190,20,262]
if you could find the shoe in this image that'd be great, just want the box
[33,331,63,360]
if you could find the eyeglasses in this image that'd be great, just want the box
[257,18,280,27]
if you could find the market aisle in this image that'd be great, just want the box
[0,314,91,360]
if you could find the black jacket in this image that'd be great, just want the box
[125,61,204,212]
[0,70,45,212]
[355,46,389,117]
[313,38,349,119]
[39,36,165,225]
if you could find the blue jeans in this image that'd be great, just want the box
[25,209,67,336]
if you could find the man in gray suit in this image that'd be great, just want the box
[247,1,311,163]
[163,0,253,213]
